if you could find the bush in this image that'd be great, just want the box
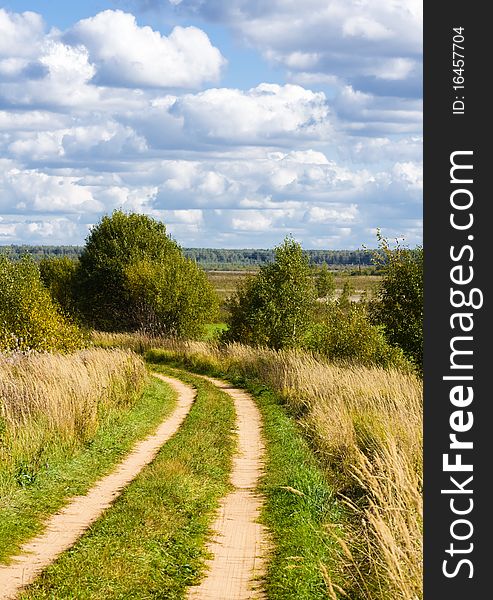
[0,256,83,352]
[308,301,410,370]
[39,256,79,316]
[124,257,218,337]
[315,264,336,299]
[225,237,315,349]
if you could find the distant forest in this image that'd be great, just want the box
[0,245,376,270]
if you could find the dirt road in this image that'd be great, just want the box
[187,376,269,600]
[0,374,195,600]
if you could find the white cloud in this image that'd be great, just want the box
[68,10,225,88]
[0,9,45,58]
[0,40,99,108]
[172,84,331,144]
[0,7,422,249]
[342,16,392,41]
[392,161,422,190]
[163,0,422,96]
[231,212,273,232]
[305,205,359,223]
[372,58,416,81]
[1,167,102,214]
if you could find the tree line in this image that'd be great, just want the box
[0,211,423,371]
[1,244,377,270]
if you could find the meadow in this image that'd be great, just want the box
[148,340,423,600]
[0,213,422,599]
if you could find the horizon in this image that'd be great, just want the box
[0,1,422,249]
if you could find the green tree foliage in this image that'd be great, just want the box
[0,256,82,352]
[315,264,336,299]
[124,258,218,337]
[77,210,217,335]
[225,237,316,349]
[369,234,423,367]
[77,211,180,330]
[308,301,409,369]
[39,256,79,316]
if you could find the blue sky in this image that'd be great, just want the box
[0,0,422,249]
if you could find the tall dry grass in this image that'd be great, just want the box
[0,348,146,481]
[140,337,422,600]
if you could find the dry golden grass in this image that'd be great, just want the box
[137,336,422,600]
[0,348,146,474]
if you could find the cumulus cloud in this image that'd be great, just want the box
[67,10,225,88]
[160,0,422,97]
[0,40,99,108]
[0,7,422,249]
[0,9,45,58]
[0,8,226,113]
[170,83,332,144]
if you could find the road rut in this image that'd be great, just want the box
[187,376,269,600]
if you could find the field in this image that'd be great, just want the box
[207,269,383,319]
[1,229,422,599]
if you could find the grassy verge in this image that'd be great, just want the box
[252,382,343,599]
[0,373,175,563]
[149,354,343,600]
[20,366,236,600]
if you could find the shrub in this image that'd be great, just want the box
[124,257,218,337]
[308,301,410,370]
[39,256,79,316]
[0,256,82,352]
[315,263,336,299]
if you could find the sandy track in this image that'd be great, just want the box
[187,376,269,600]
[0,374,195,600]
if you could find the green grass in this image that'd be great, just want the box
[20,366,236,600]
[0,375,176,563]
[253,382,343,599]
[201,322,228,341]
[148,352,344,600]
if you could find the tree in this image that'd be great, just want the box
[124,257,218,337]
[315,264,336,300]
[225,237,315,349]
[369,234,423,367]
[76,210,217,336]
[0,256,82,352]
[77,211,180,330]
[39,256,79,317]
